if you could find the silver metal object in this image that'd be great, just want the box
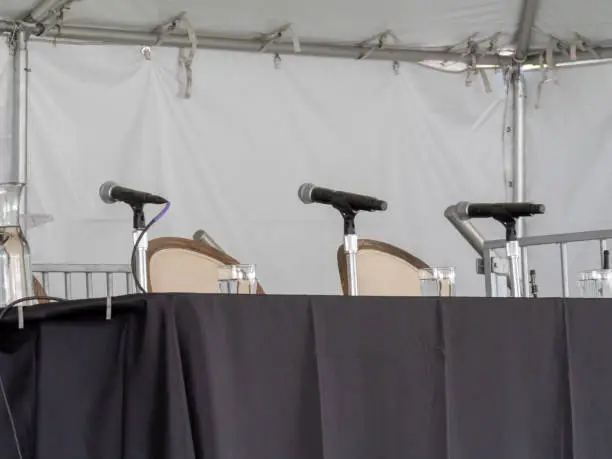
[444,204,486,256]
[560,243,569,297]
[11,31,29,235]
[0,183,33,308]
[506,240,522,297]
[105,273,113,319]
[482,229,612,296]
[133,229,148,292]
[511,69,529,296]
[63,272,71,299]
[33,263,132,299]
[85,272,93,297]
[484,229,612,250]
[193,229,224,253]
[0,22,510,66]
[344,234,358,296]
[513,0,541,61]
[446,203,509,295]
[25,0,59,22]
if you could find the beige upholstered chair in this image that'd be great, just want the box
[33,277,49,303]
[147,237,264,294]
[337,239,429,296]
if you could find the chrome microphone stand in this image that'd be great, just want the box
[343,212,359,296]
[331,200,360,296]
[132,205,149,292]
[501,217,522,298]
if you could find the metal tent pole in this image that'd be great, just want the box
[511,66,528,296]
[0,22,511,66]
[26,0,61,22]
[11,30,29,234]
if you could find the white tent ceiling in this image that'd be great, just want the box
[0,0,520,46]
[2,0,612,63]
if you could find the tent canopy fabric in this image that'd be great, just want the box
[1,0,612,63]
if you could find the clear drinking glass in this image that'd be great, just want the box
[0,183,33,308]
[419,267,456,297]
[577,269,612,298]
[218,264,258,294]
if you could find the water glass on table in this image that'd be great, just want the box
[578,269,612,298]
[218,264,258,294]
[419,267,456,297]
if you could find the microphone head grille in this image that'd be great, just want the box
[298,183,315,204]
[99,181,117,204]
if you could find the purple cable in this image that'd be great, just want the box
[152,202,171,223]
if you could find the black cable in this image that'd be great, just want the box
[0,295,64,320]
[0,373,23,459]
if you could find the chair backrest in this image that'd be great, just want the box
[147,237,264,294]
[33,276,48,303]
[337,239,429,296]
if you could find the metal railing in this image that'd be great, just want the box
[32,264,134,300]
[482,229,612,297]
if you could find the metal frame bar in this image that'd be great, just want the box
[444,205,486,256]
[2,19,612,68]
[560,243,569,297]
[510,67,529,295]
[36,26,512,65]
[0,22,510,65]
[32,263,131,272]
[484,229,612,250]
[25,0,60,22]
[483,229,612,297]
[11,30,29,234]
[32,264,133,299]
[513,0,541,61]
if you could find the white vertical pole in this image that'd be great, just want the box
[511,66,528,296]
[12,30,29,234]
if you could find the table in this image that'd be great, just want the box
[0,294,609,459]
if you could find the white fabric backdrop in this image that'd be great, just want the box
[14,42,512,296]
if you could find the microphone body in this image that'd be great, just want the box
[456,202,545,220]
[298,183,387,212]
[193,229,225,253]
[99,181,167,206]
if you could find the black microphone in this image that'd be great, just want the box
[99,181,167,206]
[298,183,387,212]
[457,202,545,220]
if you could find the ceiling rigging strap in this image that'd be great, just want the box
[177,16,197,99]
[358,30,398,60]
[463,42,492,93]
[535,38,561,108]
[569,33,600,61]
[150,13,197,98]
[259,24,301,54]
